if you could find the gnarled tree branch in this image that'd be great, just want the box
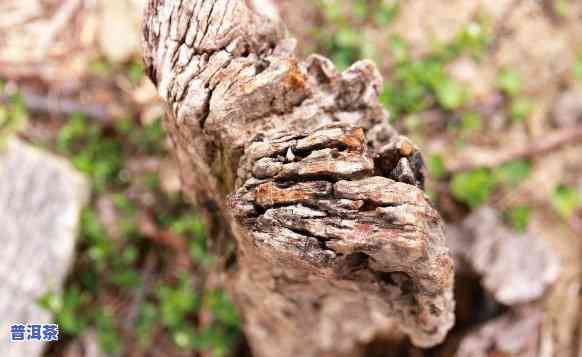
[142,1,454,356]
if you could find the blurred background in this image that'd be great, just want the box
[0,0,581,356]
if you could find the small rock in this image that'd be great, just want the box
[0,139,89,357]
[553,87,582,128]
[448,206,560,305]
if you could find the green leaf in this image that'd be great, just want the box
[136,303,158,347]
[110,269,142,288]
[458,112,482,134]
[510,97,534,122]
[173,328,197,349]
[494,160,531,188]
[207,289,240,327]
[157,275,200,328]
[427,154,446,180]
[435,79,466,109]
[0,93,28,143]
[552,185,581,219]
[374,3,399,26]
[389,35,409,63]
[505,206,531,232]
[353,0,368,20]
[128,61,145,84]
[497,68,521,97]
[450,169,496,208]
[574,55,582,80]
[96,308,122,354]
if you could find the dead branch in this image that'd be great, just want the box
[142,1,455,356]
[446,125,582,173]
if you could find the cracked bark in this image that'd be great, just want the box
[142,1,454,356]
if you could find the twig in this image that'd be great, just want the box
[124,251,157,331]
[0,89,117,122]
[489,0,525,53]
[38,0,82,56]
[446,125,582,172]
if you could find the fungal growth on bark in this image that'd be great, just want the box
[142,0,455,356]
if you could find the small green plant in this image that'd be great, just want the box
[95,308,123,354]
[317,0,399,70]
[553,0,570,17]
[88,57,114,77]
[450,168,496,208]
[450,160,531,208]
[157,274,200,331]
[510,97,534,122]
[427,154,446,180]
[128,60,145,85]
[433,20,492,60]
[494,160,531,188]
[574,54,582,80]
[552,185,581,219]
[0,93,28,147]
[496,68,535,122]
[373,1,400,26]
[317,0,364,70]
[380,22,491,118]
[505,205,531,232]
[38,288,90,336]
[454,112,482,135]
[497,68,522,97]
[58,113,124,192]
[136,302,158,347]
[435,78,467,110]
[199,289,241,357]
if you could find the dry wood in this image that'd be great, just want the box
[142,1,454,356]
[445,125,582,173]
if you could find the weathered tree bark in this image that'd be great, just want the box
[142,1,455,356]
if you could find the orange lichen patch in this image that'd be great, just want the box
[255,181,332,207]
[284,59,307,90]
[398,140,414,157]
[340,127,366,151]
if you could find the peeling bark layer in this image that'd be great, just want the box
[142,1,454,356]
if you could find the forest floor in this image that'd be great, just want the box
[1,0,581,356]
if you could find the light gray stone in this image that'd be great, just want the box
[0,138,89,357]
